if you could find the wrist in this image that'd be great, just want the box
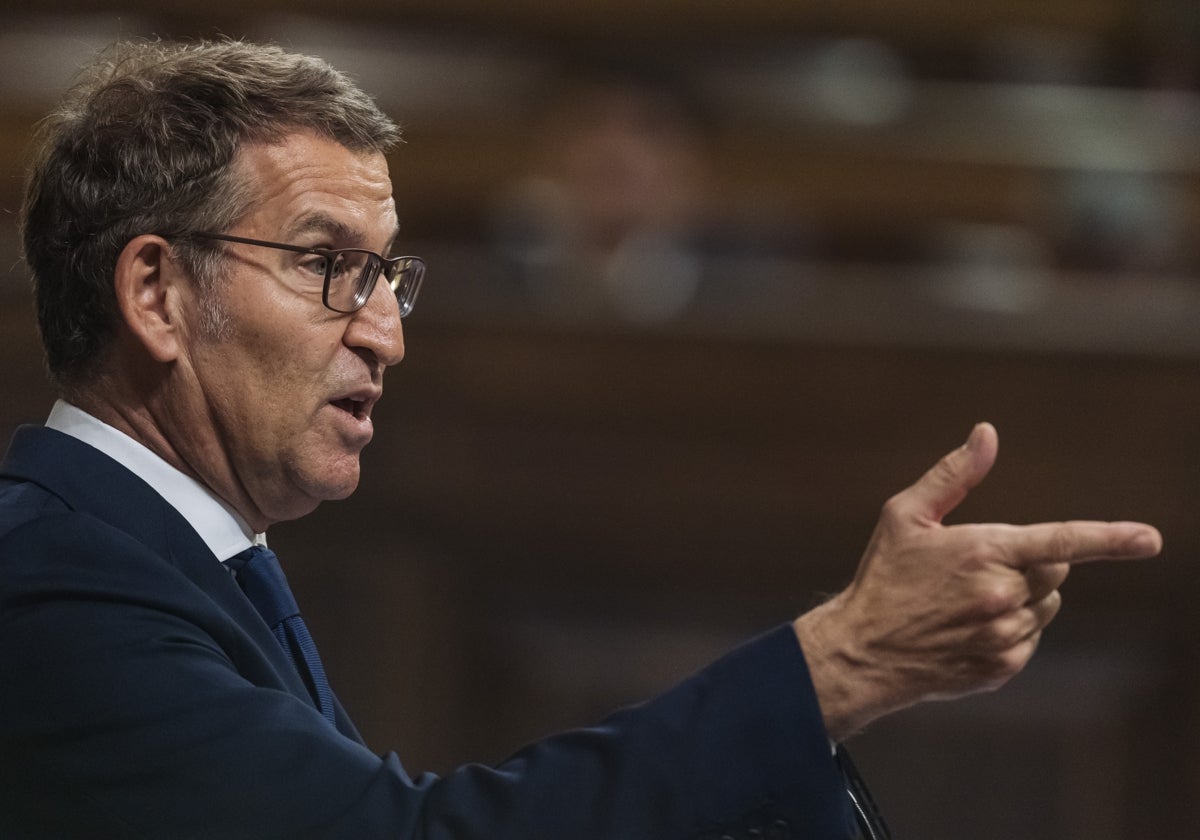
[793,593,894,742]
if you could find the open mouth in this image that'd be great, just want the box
[331,398,368,421]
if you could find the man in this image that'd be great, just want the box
[0,39,1161,839]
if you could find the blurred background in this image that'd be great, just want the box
[2,2,1200,837]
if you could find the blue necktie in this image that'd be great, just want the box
[226,545,337,727]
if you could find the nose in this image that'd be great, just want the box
[344,275,405,369]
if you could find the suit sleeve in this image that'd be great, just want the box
[0,512,856,840]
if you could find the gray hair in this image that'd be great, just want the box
[20,38,401,391]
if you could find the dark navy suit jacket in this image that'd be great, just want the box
[0,425,857,839]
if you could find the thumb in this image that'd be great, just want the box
[898,422,998,525]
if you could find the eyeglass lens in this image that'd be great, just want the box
[325,251,424,315]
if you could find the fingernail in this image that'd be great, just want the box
[966,422,992,449]
[1124,526,1162,555]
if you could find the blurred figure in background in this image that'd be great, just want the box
[493,63,714,324]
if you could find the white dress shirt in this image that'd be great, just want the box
[46,400,259,561]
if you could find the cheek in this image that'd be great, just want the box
[187,342,306,458]
[192,297,350,445]
[235,321,341,407]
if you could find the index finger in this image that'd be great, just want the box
[999,520,1163,568]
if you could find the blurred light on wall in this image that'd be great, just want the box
[807,38,913,126]
[264,16,546,120]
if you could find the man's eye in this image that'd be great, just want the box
[327,253,349,279]
[301,255,330,277]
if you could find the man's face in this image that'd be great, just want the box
[168,131,404,530]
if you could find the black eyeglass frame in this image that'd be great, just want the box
[186,231,425,317]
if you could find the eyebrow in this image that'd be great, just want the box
[284,213,401,253]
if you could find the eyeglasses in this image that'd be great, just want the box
[187,232,425,316]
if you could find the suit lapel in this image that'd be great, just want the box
[1,425,333,724]
[3,425,201,562]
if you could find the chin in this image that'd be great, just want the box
[323,480,360,501]
[312,462,362,501]
[287,454,362,507]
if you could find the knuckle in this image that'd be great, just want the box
[1045,523,1075,564]
[972,580,1021,619]
[979,615,1023,650]
[879,492,907,521]
[1037,589,1064,624]
[1026,563,1069,596]
[994,645,1032,681]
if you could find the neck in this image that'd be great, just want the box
[70,383,275,535]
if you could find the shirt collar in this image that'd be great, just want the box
[45,399,260,561]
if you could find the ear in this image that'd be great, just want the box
[113,235,189,364]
